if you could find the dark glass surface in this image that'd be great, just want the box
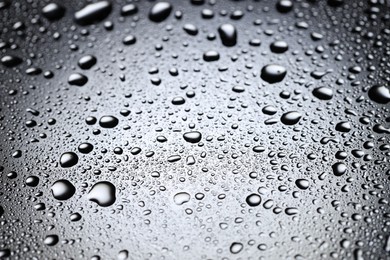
[0,0,390,259]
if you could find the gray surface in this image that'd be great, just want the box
[0,0,390,259]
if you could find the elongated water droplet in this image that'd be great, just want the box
[88,181,116,207]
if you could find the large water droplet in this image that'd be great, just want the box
[295,179,309,190]
[99,115,119,128]
[1,55,22,67]
[368,85,390,104]
[260,64,287,83]
[42,3,65,20]
[51,179,76,200]
[218,24,237,47]
[88,181,116,207]
[74,1,112,25]
[312,87,333,100]
[276,0,293,13]
[203,51,220,62]
[332,162,347,176]
[246,194,261,206]
[149,2,172,23]
[78,55,97,70]
[270,40,288,53]
[59,152,79,168]
[44,235,59,246]
[68,73,88,86]
[183,131,202,143]
[280,111,302,125]
[173,192,190,205]
[335,121,351,133]
[230,242,243,254]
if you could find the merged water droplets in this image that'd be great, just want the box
[173,192,190,205]
[87,181,116,207]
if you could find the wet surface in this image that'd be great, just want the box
[0,0,390,259]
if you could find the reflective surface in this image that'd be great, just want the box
[0,0,390,259]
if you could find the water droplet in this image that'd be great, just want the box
[332,162,347,176]
[74,1,112,25]
[88,181,116,207]
[270,40,288,53]
[168,155,181,162]
[295,179,309,190]
[312,87,333,100]
[246,194,261,206]
[203,51,220,61]
[171,96,185,105]
[218,24,237,47]
[44,235,59,246]
[25,176,39,187]
[173,192,190,205]
[149,2,172,23]
[59,152,79,168]
[285,207,299,215]
[42,3,65,20]
[335,121,351,133]
[121,4,138,16]
[280,111,302,125]
[183,24,198,36]
[118,250,129,260]
[68,73,88,86]
[1,55,22,67]
[368,85,390,104]
[123,35,136,45]
[70,212,82,222]
[78,142,94,154]
[261,64,287,83]
[230,242,243,254]
[51,179,76,200]
[99,115,119,128]
[78,55,97,70]
[183,131,202,143]
[276,0,293,13]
